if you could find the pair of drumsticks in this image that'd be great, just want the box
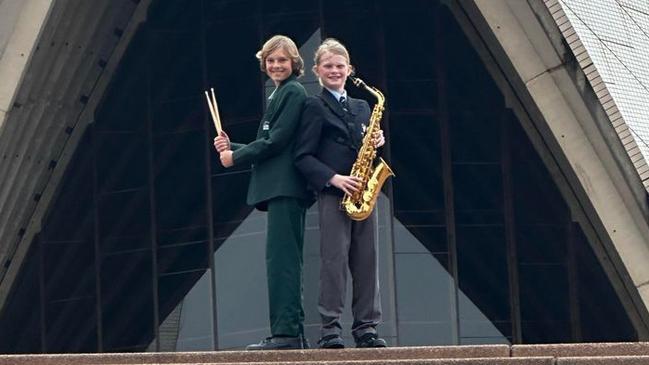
[204,88,223,134]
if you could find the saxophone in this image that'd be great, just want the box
[341,77,395,221]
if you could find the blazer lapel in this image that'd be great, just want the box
[347,98,367,148]
[320,89,346,119]
[319,89,352,139]
[348,97,363,117]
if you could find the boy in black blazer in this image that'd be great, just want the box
[294,38,387,349]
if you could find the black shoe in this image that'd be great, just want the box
[317,334,345,349]
[246,336,304,350]
[302,336,311,349]
[354,333,387,348]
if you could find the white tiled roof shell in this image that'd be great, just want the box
[549,0,649,188]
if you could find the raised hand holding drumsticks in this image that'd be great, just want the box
[205,88,234,167]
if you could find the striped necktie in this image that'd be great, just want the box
[339,95,348,112]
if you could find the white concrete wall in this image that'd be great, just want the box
[0,0,54,131]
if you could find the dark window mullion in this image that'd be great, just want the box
[91,123,104,352]
[200,0,219,350]
[435,6,460,345]
[145,26,161,352]
[501,110,522,344]
[374,1,401,346]
[567,222,583,341]
[38,235,46,353]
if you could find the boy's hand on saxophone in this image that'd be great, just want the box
[329,174,362,196]
[373,129,385,148]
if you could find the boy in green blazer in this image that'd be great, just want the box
[214,35,310,350]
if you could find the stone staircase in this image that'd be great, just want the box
[1,342,649,364]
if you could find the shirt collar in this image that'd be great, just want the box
[325,87,347,102]
[269,74,298,100]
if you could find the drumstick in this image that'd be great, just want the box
[204,90,221,134]
[210,88,223,134]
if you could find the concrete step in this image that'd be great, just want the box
[87,359,555,365]
[19,357,649,365]
[0,343,648,365]
[512,342,649,357]
[557,356,649,364]
[0,345,510,365]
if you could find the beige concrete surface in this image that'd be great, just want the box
[528,69,649,286]
[0,345,510,364]
[3,343,649,364]
[513,342,649,357]
[0,0,24,58]
[474,0,563,86]
[557,356,649,364]
[55,359,554,365]
[0,0,54,130]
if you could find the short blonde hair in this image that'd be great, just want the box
[256,35,304,77]
[312,38,355,75]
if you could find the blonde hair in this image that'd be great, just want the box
[256,35,304,77]
[312,38,355,75]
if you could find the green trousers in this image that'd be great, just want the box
[266,197,306,337]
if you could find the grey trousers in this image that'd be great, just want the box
[317,192,382,339]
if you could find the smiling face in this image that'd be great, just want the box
[314,51,352,93]
[265,47,293,86]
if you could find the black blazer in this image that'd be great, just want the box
[294,88,371,195]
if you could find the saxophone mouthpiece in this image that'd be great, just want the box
[350,76,364,88]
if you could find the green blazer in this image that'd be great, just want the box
[231,75,310,210]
